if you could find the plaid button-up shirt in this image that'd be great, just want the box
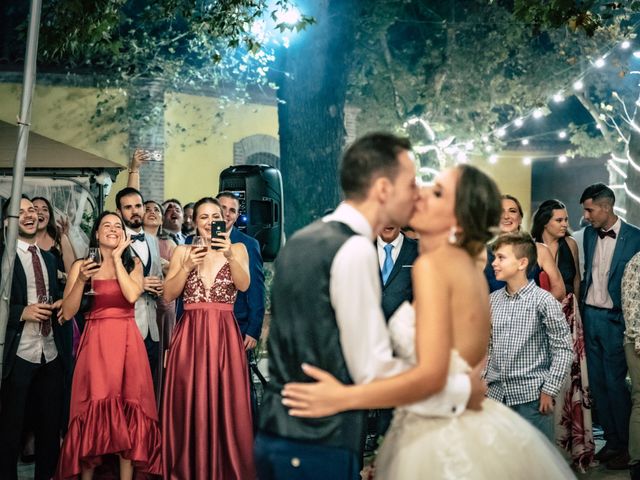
[485,280,572,406]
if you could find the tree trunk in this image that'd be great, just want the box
[277,0,357,237]
[626,131,640,226]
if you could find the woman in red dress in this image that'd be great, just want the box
[162,197,255,479]
[55,212,161,479]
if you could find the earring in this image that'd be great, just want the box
[448,226,458,245]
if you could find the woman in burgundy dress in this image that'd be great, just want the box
[162,197,255,480]
[56,212,161,479]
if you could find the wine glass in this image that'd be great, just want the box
[191,236,207,276]
[85,247,102,295]
[37,294,53,336]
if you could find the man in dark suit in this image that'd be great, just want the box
[0,196,72,480]
[580,183,640,470]
[367,225,419,448]
[377,225,419,322]
[216,191,265,349]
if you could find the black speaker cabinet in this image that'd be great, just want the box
[219,165,283,261]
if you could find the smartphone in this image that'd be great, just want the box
[210,221,226,250]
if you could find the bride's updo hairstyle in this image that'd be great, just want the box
[454,165,502,256]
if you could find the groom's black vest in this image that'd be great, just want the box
[259,220,366,454]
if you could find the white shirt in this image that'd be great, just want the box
[15,239,58,364]
[586,218,621,309]
[324,203,470,417]
[126,226,150,265]
[377,233,404,271]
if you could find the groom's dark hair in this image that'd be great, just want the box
[340,132,411,201]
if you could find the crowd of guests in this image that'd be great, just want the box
[0,135,639,480]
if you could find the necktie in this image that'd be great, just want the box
[131,232,145,242]
[598,229,617,240]
[28,245,51,336]
[381,244,394,284]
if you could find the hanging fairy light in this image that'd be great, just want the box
[521,139,530,145]
[558,155,568,163]
[621,40,631,50]
[594,57,606,68]
[532,109,544,119]
[558,130,567,139]
[553,93,565,103]
[573,79,584,91]
[514,118,524,128]
[523,156,532,165]
[489,154,499,164]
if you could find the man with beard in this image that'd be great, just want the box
[162,199,186,245]
[115,187,162,391]
[0,196,71,480]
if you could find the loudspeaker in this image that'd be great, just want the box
[219,165,283,262]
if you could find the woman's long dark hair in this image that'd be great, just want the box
[531,199,568,243]
[454,165,502,256]
[88,211,136,273]
[31,196,61,249]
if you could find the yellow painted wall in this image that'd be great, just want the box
[471,154,532,229]
[0,83,278,209]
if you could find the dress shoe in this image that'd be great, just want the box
[607,451,630,470]
[630,462,640,480]
[596,444,623,463]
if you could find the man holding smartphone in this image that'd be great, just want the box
[216,192,265,350]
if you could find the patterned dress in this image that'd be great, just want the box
[161,263,255,479]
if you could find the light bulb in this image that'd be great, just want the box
[533,109,544,119]
[573,80,584,91]
[621,40,631,50]
[595,58,606,68]
[558,131,567,139]
[553,93,565,103]
[521,139,530,146]
[496,128,507,138]
[489,155,498,164]
[558,155,568,163]
[514,118,524,128]
[523,156,532,165]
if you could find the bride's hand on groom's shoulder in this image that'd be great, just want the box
[468,361,488,411]
[281,363,347,418]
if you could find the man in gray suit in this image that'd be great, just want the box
[116,187,161,390]
[580,183,640,470]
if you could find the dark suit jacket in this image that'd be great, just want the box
[230,228,265,340]
[1,246,73,380]
[582,220,640,312]
[378,234,419,321]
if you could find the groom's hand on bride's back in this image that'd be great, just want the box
[467,361,487,411]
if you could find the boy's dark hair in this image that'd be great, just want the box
[115,187,144,210]
[2,194,31,220]
[579,182,615,206]
[492,231,538,275]
[340,133,411,201]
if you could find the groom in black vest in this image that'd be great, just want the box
[255,133,485,479]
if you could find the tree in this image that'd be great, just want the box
[275,0,357,235]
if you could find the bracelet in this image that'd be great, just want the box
[128,169,139,174]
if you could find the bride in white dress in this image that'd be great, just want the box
[282,165,575,479]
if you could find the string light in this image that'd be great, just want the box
[496,128,507,138]
[489,154,498,164]
[553,93,565,103]
[514,118,524,127]
[573,79,584,91]
[558,130,567,139]
[621,41,631,50]
[594,57,606,68]
[521,139,530,145]
[633,51,640,58]
[558,155,568,163]
[523,156,532,165]
[532,109,544,119]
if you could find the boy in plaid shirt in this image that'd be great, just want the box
[485,232,572,441]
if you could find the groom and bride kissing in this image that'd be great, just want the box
[254,132,576,479]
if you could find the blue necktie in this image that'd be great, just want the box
[381,243,394,284]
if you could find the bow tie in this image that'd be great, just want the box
[597,229,616,240]
[130,233,146,242]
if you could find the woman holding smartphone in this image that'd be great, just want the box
[161,197,254,480]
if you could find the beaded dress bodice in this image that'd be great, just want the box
[183,262,237,304]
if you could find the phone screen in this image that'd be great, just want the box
[211,221,226,250]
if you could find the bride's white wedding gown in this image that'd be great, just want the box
[375,302,576,480]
